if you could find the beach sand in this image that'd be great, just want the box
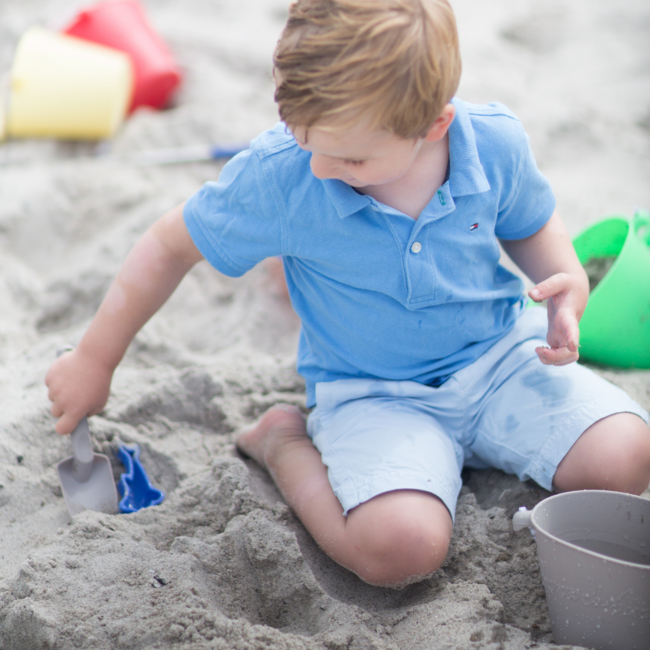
[0,0,648,648]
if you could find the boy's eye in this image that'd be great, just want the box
[344,159,364,166]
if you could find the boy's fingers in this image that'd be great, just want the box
[535,345,579,366]
[555,310,580,352]
[46,382,60,403]
[529,273,570,302]
[54,414,76,436]
[565,327,580,352]
[54,410,87,436]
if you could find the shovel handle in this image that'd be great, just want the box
[70,417,94,483]
[56,345,93,483]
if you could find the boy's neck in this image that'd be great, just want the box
[357,133,450,220]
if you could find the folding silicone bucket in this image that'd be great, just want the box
[4,27,133,140]
[513,491,650,650]
[573,210,650,368]
[64,0,182,112]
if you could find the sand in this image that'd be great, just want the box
[0,0,649,648]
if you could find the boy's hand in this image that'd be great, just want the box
[500,210,589,367]
[45,347,113,435]
[528,272,584,365]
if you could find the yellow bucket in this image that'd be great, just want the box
[3,27,133,140]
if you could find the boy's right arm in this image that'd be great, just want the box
[45,203,204,435]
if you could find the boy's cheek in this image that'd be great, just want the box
[309,156,333,180]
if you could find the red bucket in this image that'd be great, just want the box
[63,0,182,112]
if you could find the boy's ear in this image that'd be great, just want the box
[424,103,456,143]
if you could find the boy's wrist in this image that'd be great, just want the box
[569,267,590,317]
[76,330,124,376]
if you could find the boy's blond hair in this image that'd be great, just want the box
[274,0,461,139]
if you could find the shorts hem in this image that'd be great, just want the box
[334,472,461,523]
[529,401,649,491]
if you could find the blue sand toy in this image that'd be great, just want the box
[117,444,165,513]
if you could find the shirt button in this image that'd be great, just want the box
[411,242,422,254]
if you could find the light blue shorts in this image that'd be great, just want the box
[306,308,649,521]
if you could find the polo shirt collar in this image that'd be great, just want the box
[448,97,491,197]
[322,178,373,219]
[321,97,490,218]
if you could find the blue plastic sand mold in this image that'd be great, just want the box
[117,444,165,513]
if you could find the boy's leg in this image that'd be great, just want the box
[236,404,453,588]
[553,412,650,494]
[461,308,650,497]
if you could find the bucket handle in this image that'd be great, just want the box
[512,506,537,538]
[634,209,650,246]
[512,507,532,532]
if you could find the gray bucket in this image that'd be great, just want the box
[513,490,650,650]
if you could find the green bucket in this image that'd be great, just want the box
[572,210,650,369]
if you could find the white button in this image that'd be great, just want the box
[411,242,422,254]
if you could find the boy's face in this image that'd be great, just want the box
[291,122,423,189]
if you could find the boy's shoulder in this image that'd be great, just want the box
[452,99,534,180]
[249,123,301,160]
[461,100,518,120]
[456,99,528,148]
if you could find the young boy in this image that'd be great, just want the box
[46,0,650,588]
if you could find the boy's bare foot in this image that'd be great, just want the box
[235,404,307,470]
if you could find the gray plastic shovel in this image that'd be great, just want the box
[57,416,118,517]
[55,348,118,517]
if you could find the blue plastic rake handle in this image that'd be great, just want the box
[127,143,249,166]
[209,144,249,159]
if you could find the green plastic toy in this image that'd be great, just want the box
[572,210,650,369]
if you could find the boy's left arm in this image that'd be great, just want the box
[500,210,589,366]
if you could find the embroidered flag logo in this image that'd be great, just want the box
[470,223,478,231]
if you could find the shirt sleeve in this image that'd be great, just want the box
[183,148,284,277]
[494,125,556,241]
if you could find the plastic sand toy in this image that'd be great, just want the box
[54,346,119,518]
[117,444,164,513]
[64,0,182,112]
[3,27,132,140]
[572,210,650,368]
[57,416,119,517]
[513,490,650,650]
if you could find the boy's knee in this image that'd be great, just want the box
[348,495,453,587]
[357,517,451,587]
[555,414,650,495]
[609,419,650,494]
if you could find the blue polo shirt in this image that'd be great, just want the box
[184,98,556,406]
